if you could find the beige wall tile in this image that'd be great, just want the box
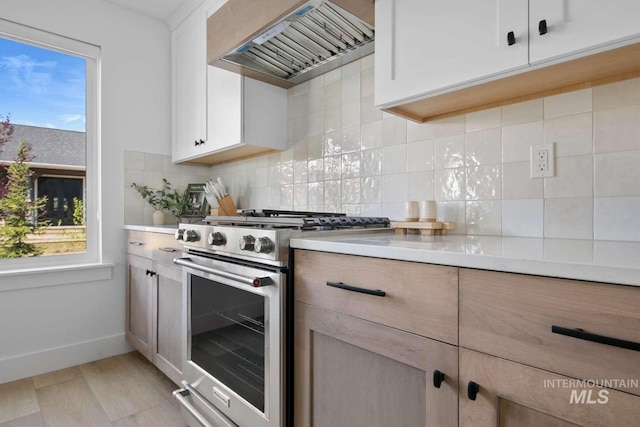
[595,150,640,197]
[544,198,593,239]
[502,161,544,200]
[466,165,502,200]
[544,88,592,119]
[544,112,593,157]
[466,200,502,235]
[502,121,543,163]
[435,134,465,169]
[466,128,501,166]
[406,139,434,172]
[594,77,640,111]
[594,196,640,241]
[407,120,434,142]
[594,104,640,153]
[502,199,543,237]
[381,144,407,175]
[544,155,593,199]
[465,107,501,132]
[434,115,465,137]
[502,98,543,126]
[435,168,465,201]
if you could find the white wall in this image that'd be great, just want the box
[0,0,172,383]
[212,54,640,242]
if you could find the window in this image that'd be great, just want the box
[0,18,100,268]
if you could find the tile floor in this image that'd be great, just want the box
[0,351,186,427]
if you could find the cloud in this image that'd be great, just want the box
[60,114,85,124]
[0,54,55,94]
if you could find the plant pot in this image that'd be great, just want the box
[152,210,166,226]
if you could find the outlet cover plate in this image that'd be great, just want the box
[530,142,555,178]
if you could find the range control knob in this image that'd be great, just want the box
[208,232,226,246]
[175,229,185,240]
[254,237,274,254]
[183,230,200,242]
[239,235,256,251]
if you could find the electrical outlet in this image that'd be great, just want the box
[530,143,555,178]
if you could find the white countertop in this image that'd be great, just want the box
[290,231,640,287]
[124,224,177,234]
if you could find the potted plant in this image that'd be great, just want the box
[130,178,176,225]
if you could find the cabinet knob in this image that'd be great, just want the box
[467,381,480,401]
[507,31,516,46]
[194,139,199,146]
[538,19,548,35]
[433,370,445,388]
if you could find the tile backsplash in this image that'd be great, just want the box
[123,151,211,225]
[129,54,640,242]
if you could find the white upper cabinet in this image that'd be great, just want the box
[375,0,640,121]
[172,7,208,161]
[375,0,529,107]
[529,0,640,64]
[171,0,287,165]
[206,67,287,157]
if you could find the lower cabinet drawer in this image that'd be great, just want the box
[126,230,179,258]
[459,269,640,396]
[294,249,459,345]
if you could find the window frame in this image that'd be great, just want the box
[0,18,102,270]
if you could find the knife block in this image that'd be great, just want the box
[217,194,239,216]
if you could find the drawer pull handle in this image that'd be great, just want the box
[433,370,445,389]
[326,281,385,297]
[507,31,515,46]
[551,325,640,352]
[467,381,480,401]
[129,241,144,246]
[538,19,548,35]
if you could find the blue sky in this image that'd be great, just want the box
[0,36,86,132]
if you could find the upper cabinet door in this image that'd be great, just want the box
[375,0,529,108]
[207,65,243,151]
[172,8,207,161]
[530,0,640,64]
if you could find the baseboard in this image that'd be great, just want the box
[0,333,134,384]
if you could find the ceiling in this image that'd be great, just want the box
[101,0,188,22]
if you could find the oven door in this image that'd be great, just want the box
[174,255,285,427]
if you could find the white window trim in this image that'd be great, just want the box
[0,18,104,272]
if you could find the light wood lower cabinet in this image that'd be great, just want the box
[151,260,183,384]
[459,348,640,427]
[293,249,459,426]
[294,302,458,427]
[293,250,640,426]
[126,231,184,385]
[126,254,153,359]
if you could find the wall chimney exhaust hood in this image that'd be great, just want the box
[208,0,374,88]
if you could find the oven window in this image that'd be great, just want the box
[190,276,266,412]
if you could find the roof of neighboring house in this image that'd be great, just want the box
[0,124,86,168]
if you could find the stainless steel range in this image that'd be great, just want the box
[171,210,389,427]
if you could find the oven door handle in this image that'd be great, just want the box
[173,381,237,427]
[173,257,269,287]
[173,387,214,427]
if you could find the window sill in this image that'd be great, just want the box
[0,262,114,292]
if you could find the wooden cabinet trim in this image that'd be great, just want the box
[384,42,640,122]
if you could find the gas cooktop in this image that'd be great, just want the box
[175,209,390,265]
[204,209,390,230]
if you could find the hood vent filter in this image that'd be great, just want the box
[222,1,374,84]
